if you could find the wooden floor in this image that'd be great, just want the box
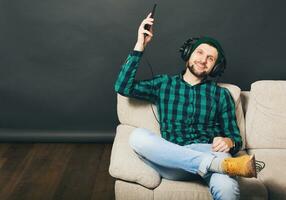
[0,143,115,200]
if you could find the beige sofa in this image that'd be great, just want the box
[109,80,286,200]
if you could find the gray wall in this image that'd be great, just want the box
[0,0,285,133]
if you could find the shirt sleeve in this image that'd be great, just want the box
[219,88,243,155]
[114,50,168,104]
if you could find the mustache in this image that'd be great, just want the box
[187,62,206,69]
[194,61,206,68]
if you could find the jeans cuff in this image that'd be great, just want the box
[197,154,216,178]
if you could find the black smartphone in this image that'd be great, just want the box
[144,4,157,32]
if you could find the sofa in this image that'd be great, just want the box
[109,80,286,200]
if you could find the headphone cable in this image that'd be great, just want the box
[143,52,160,124]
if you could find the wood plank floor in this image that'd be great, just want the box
[0,143,115,200]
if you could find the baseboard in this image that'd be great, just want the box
[0,129,115,143]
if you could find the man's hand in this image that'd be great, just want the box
[134,13,154,51]
[212,137,234,153]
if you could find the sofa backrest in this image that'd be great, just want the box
[245,80,286,149]
[117,83,246,149]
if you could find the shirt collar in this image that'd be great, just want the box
[179,69,210,86]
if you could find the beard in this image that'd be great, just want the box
[187,63,208,79]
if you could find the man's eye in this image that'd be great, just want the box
[209,58,214,62]
[197,51,202,54]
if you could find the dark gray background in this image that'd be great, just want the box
[0,0,285,134]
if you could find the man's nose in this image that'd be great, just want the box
[200,56,207,64]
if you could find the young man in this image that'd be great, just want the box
[114,13,263,200]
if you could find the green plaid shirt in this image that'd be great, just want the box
[115,50,242,155]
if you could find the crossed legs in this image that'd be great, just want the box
[129,128,240,200]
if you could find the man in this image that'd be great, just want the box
[114,13,263,200]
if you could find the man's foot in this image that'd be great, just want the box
[221,155,265,178]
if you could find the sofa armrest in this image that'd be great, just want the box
[109,124,161,189]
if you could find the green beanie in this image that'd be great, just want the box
[190,36,225,65]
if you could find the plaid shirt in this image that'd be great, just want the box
[115,50,242,155]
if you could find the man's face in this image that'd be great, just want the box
[186,43,218,78]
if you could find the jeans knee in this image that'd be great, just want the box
[129,128,151,151]
[209,174,240,200]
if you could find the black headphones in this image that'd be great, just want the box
[179,37,227,77]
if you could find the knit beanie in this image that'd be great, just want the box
[190,36,225,65]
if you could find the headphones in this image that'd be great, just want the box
[179,37,227,77]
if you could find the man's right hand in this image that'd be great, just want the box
[134,13,154,51]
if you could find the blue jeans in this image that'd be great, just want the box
[129,128,240,200]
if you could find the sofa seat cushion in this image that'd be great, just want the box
[115,178,267,200]
[109,124,161,189]
[153,176,267,200]
[248,149,286,200]
[154,178,211,200]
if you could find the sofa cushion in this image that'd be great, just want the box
[154,178,211,200]
[153,177,267,200]
[117,83,246,150]
[115,180,153,200]
[117,94,161,136]
[115,177,267,200]
[245,80,286,148]
[248,149,286,200]
[109,124,161,189]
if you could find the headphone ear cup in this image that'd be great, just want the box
[179,39,191,61]
[179,37,200,61]
[182,44,192,61]
[209,64,219,77]
[209,57,226,77]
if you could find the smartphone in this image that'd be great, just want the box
[144,4,157,32]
